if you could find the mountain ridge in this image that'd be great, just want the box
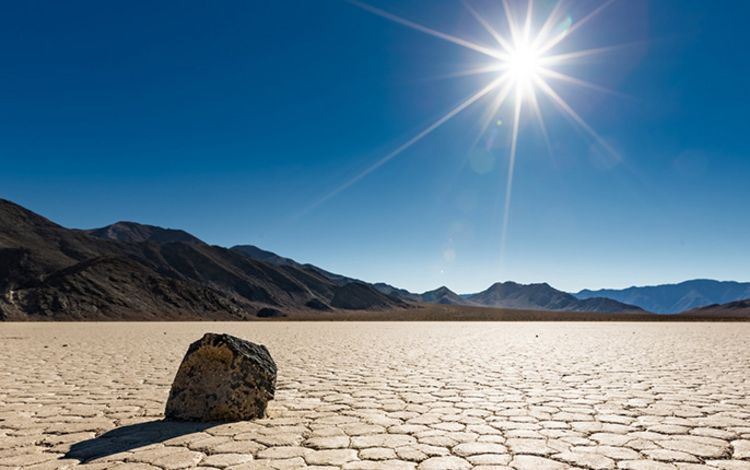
[84,222,202,244]
[229,244,646,314]
[575,279,750,313]
[463,281,643,313]
[0,199,407,320]
[4,198,745,320]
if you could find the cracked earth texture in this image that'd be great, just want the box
[1,322,749,470]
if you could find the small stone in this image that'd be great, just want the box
[165,333,277,422]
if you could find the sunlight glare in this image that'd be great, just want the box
[312,0,622,266]
[506,40,542,97]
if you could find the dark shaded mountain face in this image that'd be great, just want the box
[330,282,409,310]
[231,245,358,287]
[230,247,417,311]
[465,281,642,313]
[231,246,417,311]
[373,283,422,302]
[0,199,407,320]
[575,279,750,314]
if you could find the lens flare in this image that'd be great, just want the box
[307,0,625,264]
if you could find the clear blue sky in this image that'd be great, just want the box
[2,1,748,293]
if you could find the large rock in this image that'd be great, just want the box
[165,333,277,421]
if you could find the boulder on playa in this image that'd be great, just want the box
[165,333,277,421]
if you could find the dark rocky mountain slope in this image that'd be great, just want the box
[330,282,408,310]
[231,244,360,287]
[0,199,407,320]
[681,298,750,318]
[372,283,422,302]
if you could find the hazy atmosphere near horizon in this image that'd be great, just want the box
[2,0,749,294]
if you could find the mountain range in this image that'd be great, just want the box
[0,199,406,320]
[462,282,643,312]
[575,279,750,314]
[232,251,640,312]
[1,198,748,320]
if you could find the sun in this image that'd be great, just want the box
[506,40,543,97]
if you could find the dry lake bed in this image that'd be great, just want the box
[1,322,749,470]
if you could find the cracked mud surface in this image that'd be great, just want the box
[1,322,749,469]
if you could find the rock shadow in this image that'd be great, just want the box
[64,419,217,463]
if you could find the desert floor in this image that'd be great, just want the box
[1,322,749,470]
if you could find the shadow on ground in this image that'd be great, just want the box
[64,420,217,462]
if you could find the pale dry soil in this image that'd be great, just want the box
[1,322,749,470]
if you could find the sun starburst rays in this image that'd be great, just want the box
[348,0,506,61]
[307,0,619,265]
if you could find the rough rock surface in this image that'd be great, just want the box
[164,333,277,421]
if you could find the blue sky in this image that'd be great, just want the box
[1,0,748,293]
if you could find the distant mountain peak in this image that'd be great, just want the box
[466,280,640,313]
[429,285,453,294]
[420,285,469,305]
